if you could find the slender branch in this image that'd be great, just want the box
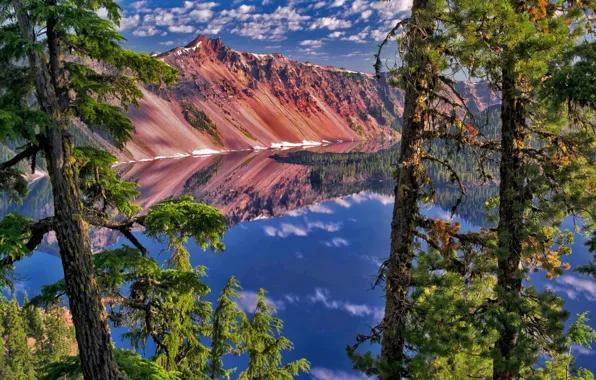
[421,153,466,216]
[438,75,475,119]
[83,209,148,255]
[374,18,410,79]
[0,141,42,171]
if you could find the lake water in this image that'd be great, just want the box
[4,142,595,378]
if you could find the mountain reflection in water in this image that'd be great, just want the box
[3,142,595,377]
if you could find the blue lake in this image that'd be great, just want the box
[5,144,595,378]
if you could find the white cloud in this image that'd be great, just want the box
[341,26,370,43]
[189,9,214,23]
[327,31,345,39]
[372,0,413,21]
[571,344,595,356]
[130,1,148,11]
[264,220,341,237]
[307,221,341,232]
[229,6,311,41]
[264,223,308,238]
[368,193,394,205]
[370,28,389,41]
[236,290,285,313]
[334,198,351,207]
[348,192,394,205]
[196,2,218,10]
[96,8,108,19]
[309,288,383,319]
[300,39,323,49]
[309,17,352,31]
[287,208,308,217]
[324,237,349,247]
[144,11,176,26]
[159,40,175,46]
[555,275,596,301]
[309,203,334,214]
[168,25,195,33]
[170,1,196,14]
[311,367,373,380]
[132,25,160,37]
[118,14,141,32]
[329,0,346,7]
[360,10,373,20]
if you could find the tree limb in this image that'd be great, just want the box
[0,140,42,171]
[0,216,55,267]
[83,209,148,255]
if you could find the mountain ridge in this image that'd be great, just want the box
[113,35,497,161]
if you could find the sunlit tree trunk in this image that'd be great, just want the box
[12,1,121,378]
[380,0,433,377]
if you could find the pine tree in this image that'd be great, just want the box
[447,0,596,377]
[208,276,245,380]
[378,1,435,375]
[42,302,72,364]
[22,293,44,345]
[0,0,176,377]
[362,0,494,377]
[238,289,310,380]
[4,298,35,379]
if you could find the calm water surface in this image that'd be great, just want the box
[4,143,595,378]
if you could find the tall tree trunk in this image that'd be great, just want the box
[12,1,121,378]
[492,58,526,380]
[380,0,432,377]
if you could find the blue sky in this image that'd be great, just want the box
[112,0,413,73]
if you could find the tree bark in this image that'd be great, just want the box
[492,58,526,380]
[12,1,121,378]
[380,0,432,377]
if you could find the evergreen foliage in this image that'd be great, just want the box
[238,289,310,380]
[346,0,596,378]
[3,298,36,379]
[0,0,306,378]
[22,293,44,343]
[208,276,245,380]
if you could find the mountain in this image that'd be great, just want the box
[115,35,496,161]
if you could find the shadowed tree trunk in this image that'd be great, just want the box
[12,1,121,378]
[380,0,433,377]
[492,57,526,380]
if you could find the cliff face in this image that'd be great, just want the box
[120,35,496,160]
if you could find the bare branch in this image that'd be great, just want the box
[83,209,148,255]
[0,140,42,171]
[374,18,410,79]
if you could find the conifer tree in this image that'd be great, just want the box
[360,0,495,377]
[208,276,245,380]
[0,0,176,377]
[22,293,44,344]
[4,298,36,379]
[447,0,596,377]
[238,289,310,380]
[42,302,72,364]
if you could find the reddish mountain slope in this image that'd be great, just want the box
[120,35,495,160]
